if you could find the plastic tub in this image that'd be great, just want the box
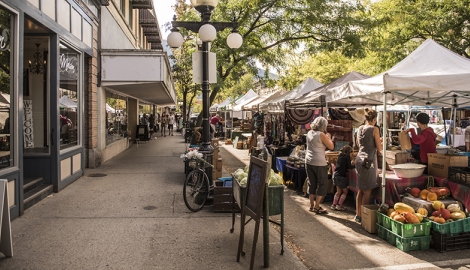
[390,163,427,178]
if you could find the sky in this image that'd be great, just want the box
[154,0,178,40]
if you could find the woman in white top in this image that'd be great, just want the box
[305,117,334,214]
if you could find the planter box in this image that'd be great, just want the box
[233,176,284,216]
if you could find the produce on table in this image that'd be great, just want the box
[446,204,460,213]
[434,216,446,224]
[408,187,421,198]
[428,187,450,199]
[388,201,468,224]
[431,200,444,211]
[233,166,283,187]
[426,192,438,202]
[420,189,429,200]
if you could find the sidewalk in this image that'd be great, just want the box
[0,133,307,270]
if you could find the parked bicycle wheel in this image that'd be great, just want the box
[183,169,209,212]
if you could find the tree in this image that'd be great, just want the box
[168,0,365,126]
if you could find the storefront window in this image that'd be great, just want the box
[0,6,13,168]
[59,43,80,150]
[106,91,127,145]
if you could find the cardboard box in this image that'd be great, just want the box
[361,204,379,234]
[212,149,219,165]
[427,153,468,178]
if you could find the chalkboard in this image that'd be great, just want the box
[244,156,267,218]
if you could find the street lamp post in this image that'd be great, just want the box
[168,0,243,184]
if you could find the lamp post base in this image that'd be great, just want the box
[199,142,214,185]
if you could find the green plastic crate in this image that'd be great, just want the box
[376,212,392,230]
[377,224,387,240]
[428,218,465,235]
[378,224,431,252]
[463,218,470,233]
[391,219,431,238]
[395,234,431,252]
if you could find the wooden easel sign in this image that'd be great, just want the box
[236,156,267,270]
[0,179,13,257]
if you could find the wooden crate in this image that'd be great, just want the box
[213,186,240,213]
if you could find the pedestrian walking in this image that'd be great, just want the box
[161,114,167,137]
[168,113,175,136]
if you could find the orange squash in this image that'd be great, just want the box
[387,208,395,217]
[404,212,420,224]
[393,214,406,223]
[434,216,446,224]
[427,192,438,202]
[420,189,429,200]
[390,211,399,219]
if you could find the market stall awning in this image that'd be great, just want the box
[101,50,177,106]
[241,90,284,111]
[233,90,259,111]
[210,97,232,112]
[287,71,370,109]
[327,39,470,107]
[59,95,77,108]
[259,77,323,112]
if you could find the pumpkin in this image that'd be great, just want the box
[427,192,438,202]
[437,207,451,220]
[420,189,429,200]
[409,187,421,198]
[450,211,466,220]
[432,200,444,211]
[394,202,415,214]
[404,212,420,224]
[447,204,461,213]
[393,214,406,223]
[434,216,446,224]
[417,207,428,217]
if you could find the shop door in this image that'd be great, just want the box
[22,35,55,209]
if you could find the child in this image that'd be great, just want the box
[331,145,354,211]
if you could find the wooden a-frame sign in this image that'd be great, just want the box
[0,179,13,257]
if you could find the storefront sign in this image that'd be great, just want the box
[59,54,77,75]
[23,100,34,148]
[0,29,9,51]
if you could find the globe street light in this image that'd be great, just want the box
[168,0,243,184]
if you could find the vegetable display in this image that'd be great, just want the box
[233,165,283,187]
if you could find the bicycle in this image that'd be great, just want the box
[183,156,214,212]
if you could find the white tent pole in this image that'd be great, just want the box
[382,93,387,205]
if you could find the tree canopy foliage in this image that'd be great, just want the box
[168,0,470,118]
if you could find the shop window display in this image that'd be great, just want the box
[59,43,80,150]
[0,7,13,168]
[105,92,127,145]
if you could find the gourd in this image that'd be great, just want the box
[394,203,415,214]
[417,208,428,217]
[428,187,450,199]
[427,192,438,202]
[408,187,420,198]
[437,206,451,220]
[404,212,420,224]
[447,204,460,213]
[387,208,395,217]
[450,211,466,220]
[420,189,429,200]
[393,214,406,223]
[413,213,424,222]
[390,211,399,219]
[434,216,446,224]
[431,200,443,211]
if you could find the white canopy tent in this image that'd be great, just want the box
[259,77,323,112]
[106,103,116,113]
[231,89,258,118]
[326,39,470,206]
[59,95,78,108]
[210,97,232,112]
[241,90,284,111]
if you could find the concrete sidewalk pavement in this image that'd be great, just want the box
[0,133,307,270]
